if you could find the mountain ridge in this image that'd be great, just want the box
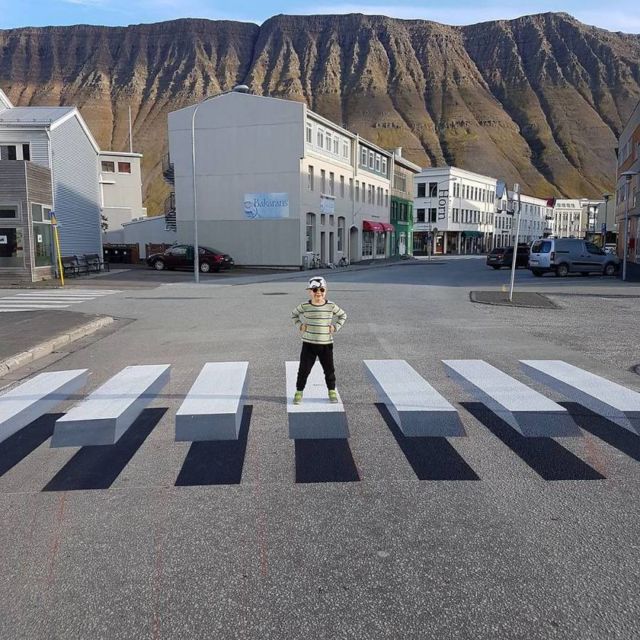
[1,12,639,213]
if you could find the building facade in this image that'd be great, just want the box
[168,90,392,267]
[413,167,497,254]
[552,199,583,238]
[616,99,640,277]
[99,151,147,231]
[389,148,420,256]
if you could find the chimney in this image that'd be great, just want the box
[393,147,403,158]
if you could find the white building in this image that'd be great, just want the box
[99,151,147,230]
[495,192,553,245]
[413,166,496,254]
[552,199,582,238]
[168,89,392,267]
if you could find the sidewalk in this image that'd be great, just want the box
[0,310,113,377]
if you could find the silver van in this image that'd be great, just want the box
[528,238,620,277]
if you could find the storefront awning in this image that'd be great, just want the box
[462,231,484,238]
[381,223,394,232]
[363,220,384,232]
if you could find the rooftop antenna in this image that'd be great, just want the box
[128,106,133,153]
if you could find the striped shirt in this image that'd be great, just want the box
[291,300,347,344]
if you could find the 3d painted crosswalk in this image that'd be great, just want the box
[0,289,120,312]
[1,360,639,455]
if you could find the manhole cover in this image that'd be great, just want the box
[262,292,289,296]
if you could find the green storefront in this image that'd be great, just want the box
[390,196,413,256]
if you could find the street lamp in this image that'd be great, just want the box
[190,84,250,283]
[620,170,639,281]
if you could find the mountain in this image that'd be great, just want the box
[1,13,639,213]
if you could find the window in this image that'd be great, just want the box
[337,217,345,252]
[118,162,131,174]
[306,213,314,252]
[333,137,339,155]
[343,141,349,159]
[321,169,326,193]
[306,124,312,144]
[369,151,374,169]
[417,208,425,222]
[586,242,602,255]
[417,183,426,198]
[308,165,314,191]
[375,155,381,172]
[329,215,335,226]
[429,208,437,223]
[170,246,187,256]
[321,214,326,225]
[0,208,17,219]
[0,227,25,267]
[381,158,387,176]
[361,147,367,166]
[428,182,437,198]
[355,181,360,202]
[368,184,373,204]
[31,203,43,222]
[329,172,335,196]
[394,172,406,192]
[349,178,353,201]
[317,129,324,148]
[33,222,52,266]
[325,132,332,152]
[340,175,345,198]
[385,190,388,207]
[101,161,115,173]
[0,144,30,161]
[22,144,30,161]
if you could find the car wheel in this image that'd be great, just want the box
[531,269,543,277]
[199,261,211,273]
[555,263,569,277]
[154,259,165,271]
[604,263,617,276]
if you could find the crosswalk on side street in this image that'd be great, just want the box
[0,289,120,312]
[1,358,639,489]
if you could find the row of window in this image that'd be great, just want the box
[452,209,494,225]
[101,161,132,174]
[307,165,389,207]
[391,200,411,223]
[0,143,31,161]
[393,172,407,193]
[0,203,51,221]
[358,146,388,178]
[306,121,351,163]
[305,213,346,253]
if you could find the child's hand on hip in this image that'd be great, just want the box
[300,324,307,332]
[329,325,336,334]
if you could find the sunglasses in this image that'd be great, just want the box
[309,287,325,293]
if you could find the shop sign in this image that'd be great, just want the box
[437,188,449,221]
[243,193,289,219]
[0,235,7,245]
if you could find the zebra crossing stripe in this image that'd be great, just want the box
[443,359,581,437]
[286,361,348,439]
[51,364,171,447]
[0,370,89,444]
[176,362,249,441]
[520,360,640,435]
[364,359,465,437]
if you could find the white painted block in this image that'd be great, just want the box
[286,361,348,439]
[443,359,580,437]
[364,360,465,436]
[175,362,249,441]
[0,369,89,443]
[521,360,640,435]
[51,364,170,447]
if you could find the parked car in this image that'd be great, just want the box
[603,243,617,255]
[146,244,234,273]
[486,245,530,269]
[528,238,619,277]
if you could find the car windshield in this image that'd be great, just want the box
[531,240,551,253]
[200,247,223,254]
[491,247,509,254]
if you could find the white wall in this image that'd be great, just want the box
[99,152,146,230]
[103,215,176,259]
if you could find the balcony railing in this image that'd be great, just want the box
[164,192,176,231]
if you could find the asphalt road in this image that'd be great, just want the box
[1,257,639,639]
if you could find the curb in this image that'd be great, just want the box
[0,316,114,377]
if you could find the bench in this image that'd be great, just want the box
[364,360,465,437]
[521,360,640,435]
[286,361,349,439]
[74,254,90,276]
[0,369,89,444]
[61,256,80,278]
[443,359,580,437]
[51,364,171,447]
[175,362,249,441]
[85,253,109,273]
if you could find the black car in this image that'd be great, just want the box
[146,244,234,273]
[486,245,530,269]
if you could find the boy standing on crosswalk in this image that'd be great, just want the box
[291,276,347,404]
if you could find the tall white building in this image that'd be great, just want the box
[553,199,582,238]
[413,166,497,254]
[168,89,392,267]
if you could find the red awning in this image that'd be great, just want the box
[381,223,394,232]
[363,220,384,232]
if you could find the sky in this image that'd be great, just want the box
[0,0,639,33]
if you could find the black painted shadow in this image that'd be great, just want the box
[0,413,62,478]
[462,402,605,481]
[175,405,252,486]
[561,402,640,462]
[42,408,166,492]
[295,438,360,483]
[376,403,479,481]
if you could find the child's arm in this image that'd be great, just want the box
[291,304,306,331]
[332,304,347,332]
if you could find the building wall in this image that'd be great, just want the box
[50,117,102,256]
[169,93,304,266]
[103,215,177,259]
[99,152,146,230]
[0,129,50,168]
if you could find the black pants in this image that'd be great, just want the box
[296,342,336,391]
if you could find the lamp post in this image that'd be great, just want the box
[620,170,639,281]
[190,85,249,283]
[602,193,611,245]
